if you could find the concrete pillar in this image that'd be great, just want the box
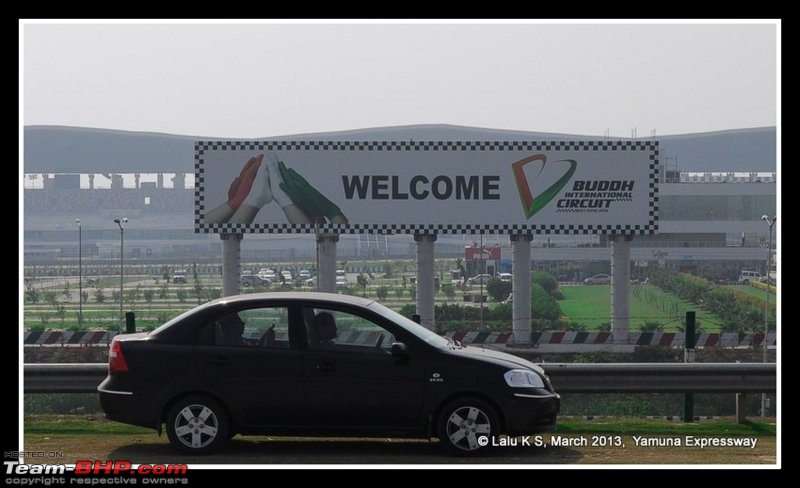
[414,233,437,330]
[221,233,243,297]
[317,234,339,293]
[611,235,633,344]
[88,174,95,190]
[511,234,533,345]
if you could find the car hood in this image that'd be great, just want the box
[450,345,545,374]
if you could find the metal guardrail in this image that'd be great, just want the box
[23,363,776,395]
[542,363,775,393]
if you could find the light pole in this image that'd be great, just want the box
[76,219,82,326]
[113,218,128,327]
[760,214,775,417]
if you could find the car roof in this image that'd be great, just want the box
[206,291,375,308]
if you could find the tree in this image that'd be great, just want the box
[376,286,389,301]
[143,289,154,304]
[193,280,204,304]
[486,278,512,302]
[55,303,67,323]
[94,288,105,304]
[176,289,188,303]
[25,279,40,304]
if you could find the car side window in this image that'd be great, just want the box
[303,307,395,354]
[198,307,291,348]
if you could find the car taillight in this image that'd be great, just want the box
[109,339,129,373]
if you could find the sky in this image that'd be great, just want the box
[21,20,778,139]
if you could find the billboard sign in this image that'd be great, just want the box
[195,140,658,235]
[465,246,501,261]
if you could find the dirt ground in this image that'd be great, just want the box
[24,432,776,466]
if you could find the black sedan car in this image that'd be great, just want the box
[99,292,559,455]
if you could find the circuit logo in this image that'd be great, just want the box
[512,154,577,219]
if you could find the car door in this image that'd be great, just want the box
[194,303,304,428]
[300,305,426,432]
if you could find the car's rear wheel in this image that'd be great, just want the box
[166,395,229,455]
[437,397,498,456]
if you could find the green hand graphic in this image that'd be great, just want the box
[278,161,343,222]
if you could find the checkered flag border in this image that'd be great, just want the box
[195,140,659,236]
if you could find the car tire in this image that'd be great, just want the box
[166,395,229,455]
[437,397,499,456]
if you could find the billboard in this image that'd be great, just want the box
[465,246,501,261]
[195,140,658,235]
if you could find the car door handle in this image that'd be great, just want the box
[316,362,336,372]
[211,357,231,366]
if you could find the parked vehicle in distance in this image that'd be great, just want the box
[258,268,276,281]
[583,273,611,285]
[305,276,317,287]
[281,270,293,282]
[467,274,493,285]
[240,272,271,288]
[171,270,187,284]
[298,270,312,279]
[98,292,559,455]
[738,270,763,284]
[335,276,348,288]
[498,273,512,282]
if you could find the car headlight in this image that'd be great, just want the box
[504,369,545,388]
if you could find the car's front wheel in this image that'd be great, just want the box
[437,397,498,456]
[166,395,229,454]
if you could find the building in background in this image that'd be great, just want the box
[23,125,776,280]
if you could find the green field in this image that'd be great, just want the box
[558,284,726,331]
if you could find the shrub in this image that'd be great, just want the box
[441,283,456,300]
[486,278,512,301]
[531,283,562,321]
[639,321,663,332]
[532,271,558,294]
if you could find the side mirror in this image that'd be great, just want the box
[390,342,409,357]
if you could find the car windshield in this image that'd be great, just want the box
[367,301,450,348]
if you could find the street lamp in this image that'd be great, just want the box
[76,219,82,326]
[113,218,128,327]
[760,214,776,417]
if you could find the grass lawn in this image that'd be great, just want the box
[559,284,725,331]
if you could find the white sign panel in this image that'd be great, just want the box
[195,140,658,235]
